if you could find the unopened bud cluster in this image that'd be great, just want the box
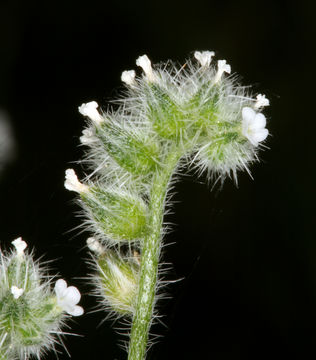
[65,51,270,318]
[0,238,83,359]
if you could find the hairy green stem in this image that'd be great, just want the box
[128,149,182,360]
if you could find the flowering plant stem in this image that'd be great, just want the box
[128,148,182,360]
[69,51,270,360]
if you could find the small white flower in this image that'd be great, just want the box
[242,107,268,146]
[64,169,89,193]
[86,237,104,254]
[11,237,27,257]
[78,101,103,125]
[254,94,270,109]
[194,50,215,67]
[11,286,24,299]
[136,55,156,82]
[121,70,136,86]
[214,59,231,83]
[80,129,96,145]
[55,279,84,316]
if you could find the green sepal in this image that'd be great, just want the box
[97,121,160,176]
[0,293,59,346]
[83,188,148,243]
[189,83,220,128]
[148,84,188,139]
[97,250,139,315]
[6,257,31,290]
[17,323,43,346]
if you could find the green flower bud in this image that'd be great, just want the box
[90,247,139,316]
[83,186,148,243]
[96,119,160,176]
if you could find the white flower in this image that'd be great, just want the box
[86,237,104,255]
[64,169,89,193]
[194,50,215,67]
[254,94,270,109]
[121,70,136,86]
[11,237,27,257]
[214,59,231,83]
[78,101,103,125]
[11,286,24,299]
[80,129,96,145]
[55,279,84,316]
[136,55,156,82]
[242,107,268,146]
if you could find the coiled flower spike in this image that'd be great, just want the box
[0,238,83,360]
[66,50,270,360]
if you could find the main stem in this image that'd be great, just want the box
[128,149,182,360]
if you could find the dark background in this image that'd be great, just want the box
[0,0,315,359]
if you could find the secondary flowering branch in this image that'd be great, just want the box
[0,238,84,360]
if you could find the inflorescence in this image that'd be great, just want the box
[0,238,83,360]
[64,50,269,357]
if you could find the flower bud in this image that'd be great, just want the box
[92,250,139,315]
[78,101,103,125]
[64,168,89,194]
[194,50,215,67]
[82,186,148,244]
[121,70,136,86]
[96,119,160,175]
[147,84,187,139]
[136,55,157,82]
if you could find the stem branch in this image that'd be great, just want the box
[128,149,181,360]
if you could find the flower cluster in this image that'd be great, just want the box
[65,51,270,319]
[0,238,83,360]
[73,51,269,182]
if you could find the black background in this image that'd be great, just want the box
[0,0,315,359]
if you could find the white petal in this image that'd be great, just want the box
[214,60,231,83]
[194,51,215,67]
[254,94,269,109]
[136,55,156,82]
[252,128,269,143]
[63,286,81,305]
[121,70,136,86]
[55,279,67,298]
[80,129,95,145]
[136,55,151,74]
[242,107,256,122]
[11,237,27,256]
[11,286,24,299]
[250,113,266,130]
[68,305,84,317]
[78,101,103,125]
[64,169,88,193]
